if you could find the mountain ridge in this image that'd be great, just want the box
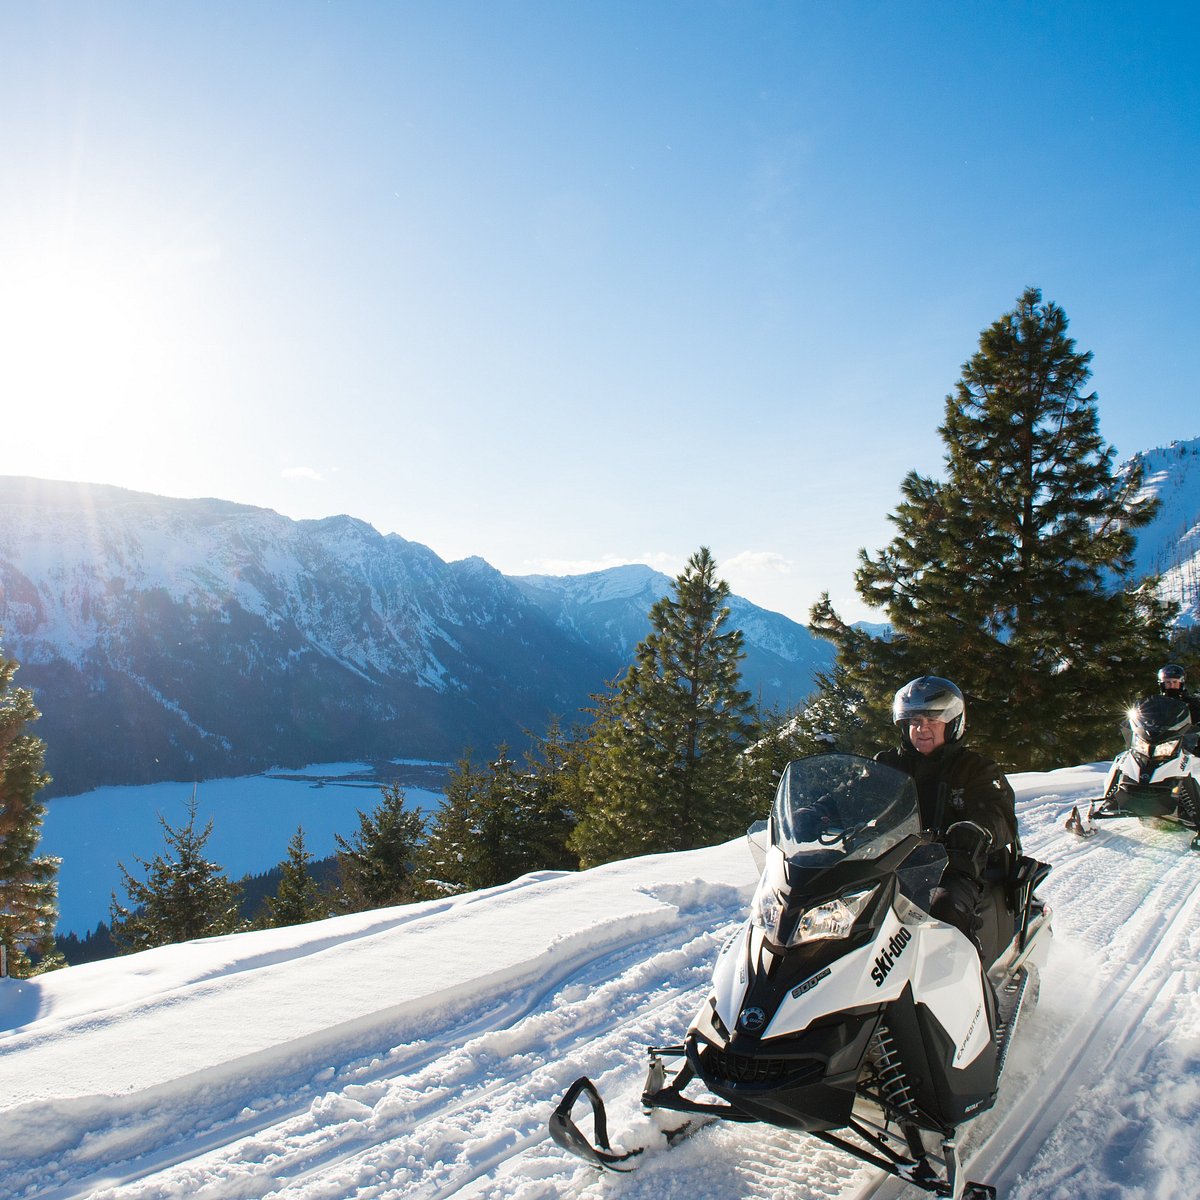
[0,477,829,795]
[2,438,1196,798]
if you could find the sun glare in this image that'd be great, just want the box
[4,250,156,395]
[0,239,206,483]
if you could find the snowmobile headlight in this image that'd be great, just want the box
[787,886,878,947]
[749,883,785,941]
[1133,733,1180,759]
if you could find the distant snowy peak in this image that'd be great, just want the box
[1124,437,1200,624]
[517,562,667,606]
[512,563,834,696]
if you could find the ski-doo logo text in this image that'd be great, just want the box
[870,928,912,987]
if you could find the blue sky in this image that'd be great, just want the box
[1,2,1196,623]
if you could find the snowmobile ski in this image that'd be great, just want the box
[1064,804,1096,837]
[548,1070,706,1172]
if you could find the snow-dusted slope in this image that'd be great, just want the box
[1126,436,1200,624]
[0,479,827,794]
[514,563,834,706]
[0,477,620,792]
[3,764,1198,1199]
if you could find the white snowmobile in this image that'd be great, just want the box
[1065,695,1200,849]
[551,753,1052,1199]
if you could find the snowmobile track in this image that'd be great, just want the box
[16,904,743,1200]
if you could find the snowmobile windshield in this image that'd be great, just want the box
[1130,695,1192,743]
[770,754,920,868]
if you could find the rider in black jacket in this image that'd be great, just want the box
[875,676,1018,954]
[1157,664,1200,727]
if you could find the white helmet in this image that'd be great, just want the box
[892,676,966,746]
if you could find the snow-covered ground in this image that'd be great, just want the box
[4,762,1200,1200]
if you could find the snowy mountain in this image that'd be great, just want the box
[0,477,830,795]
[1125,436,1200,624]
[2,762,1197,1198]
[514,563,832,706]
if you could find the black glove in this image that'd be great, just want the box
[943,820,992,879]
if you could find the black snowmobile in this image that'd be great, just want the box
[1065,695,1200,848]
[551,754,1052,1199]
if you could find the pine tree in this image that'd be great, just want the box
[335,783,426,911]
[416,754,490,896]
[110,793,243,953]
[570,547,757,866]
[737,699,840,810]
[0,645,60,977]
[519,718,584,872]
[418,730,581,897]
[264,826,328,927]
[811,287,1176,770]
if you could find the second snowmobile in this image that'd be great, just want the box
[1065,695,1200,848]
[551,753,1052,1199]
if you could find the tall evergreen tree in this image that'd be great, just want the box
[570,547,757,866]
[811,287,1175,770]
[335,783,426,911]
[110,794,243,953]
[0,644,60,976]
[264,826,329,927]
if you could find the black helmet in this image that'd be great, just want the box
[1159,664,1186,689]
[892,676,966,747]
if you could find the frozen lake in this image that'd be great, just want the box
[40,761,448,934]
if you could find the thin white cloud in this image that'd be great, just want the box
[722,550,796,575]
[281,466,328,482]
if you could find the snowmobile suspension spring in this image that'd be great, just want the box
[871,1025,920,1119]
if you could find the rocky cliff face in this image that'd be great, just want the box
[1127,437,1200,625]
[0,478,831,794]
[0,479,615,793]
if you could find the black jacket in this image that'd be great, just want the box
[874,741,1018,850]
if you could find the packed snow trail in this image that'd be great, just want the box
[3,764,1200,1198]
